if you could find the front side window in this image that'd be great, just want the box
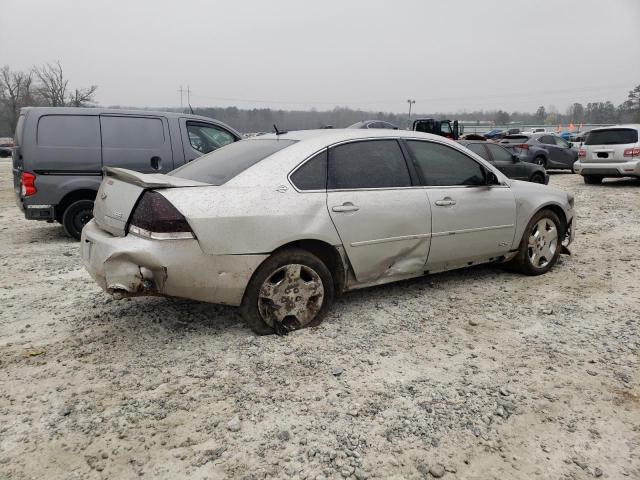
[440,122,452,135]
[466,143,491,161]
[171,139,296,185]
[290,150,327,190]
[553,136,571,148]
[187,122,235,154]
[486,143,513,162]
[407,140,486,186]
[328,140,411,189]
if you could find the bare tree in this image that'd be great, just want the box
[68,86,98,107]
[0,65,35,134]
[33,61,69,107]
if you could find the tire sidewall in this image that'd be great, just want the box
[62,199,94,240]
[517,209,564,276]
[240,249,335,335]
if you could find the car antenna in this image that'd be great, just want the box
[273,124,288,135]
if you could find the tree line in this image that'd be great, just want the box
[1,62,638,136]
[0,62,97,137]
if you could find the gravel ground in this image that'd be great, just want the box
[1,160,639,480]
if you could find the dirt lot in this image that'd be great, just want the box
[1,160,638,480]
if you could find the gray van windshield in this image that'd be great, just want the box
[170,139,297,185]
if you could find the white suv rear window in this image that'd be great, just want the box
[585,128,638,145]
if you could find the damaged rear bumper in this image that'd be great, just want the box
[81,220,268,306]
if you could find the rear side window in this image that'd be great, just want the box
[407,140,486,186]
[585,128,638,145]
[538,135,555,145]
[290,150,327,190]
[328,140,411,189]
[465,143,490,161]
[101,116,165,148]
[171,139,296,185]
[37,115,100,147]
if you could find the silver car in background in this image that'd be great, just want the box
[82,130,575,335]
[574,124,640,183]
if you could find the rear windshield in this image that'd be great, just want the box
[585,128,638,145]
[170,139,297,185]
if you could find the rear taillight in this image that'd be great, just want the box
[128,191,194,240]
[623,147,640,157]
[515,143,529,150]
[21,172,37,197]
[578,148,586,157]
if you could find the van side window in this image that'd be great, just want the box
[37,115,100,147]
[187,122,235,154]
[101,116,165,148]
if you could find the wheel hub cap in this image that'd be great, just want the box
[258,264,324,331]
[527,218,558,268]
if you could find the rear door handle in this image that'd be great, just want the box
[435,198,456,206]
[332,202,359,213]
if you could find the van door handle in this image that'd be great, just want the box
[435,198,456,206]
[150,156,161,170]
[332,202,359,213]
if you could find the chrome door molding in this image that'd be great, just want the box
[350,232,432,247]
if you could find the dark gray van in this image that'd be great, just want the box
[12,107,241,239]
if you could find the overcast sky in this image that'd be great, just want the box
[2,0,639,114]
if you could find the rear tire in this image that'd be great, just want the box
[62,199,94,240]
[530,173,545,184]
[240,249,335,335]
[534,156,547,168]
[508,209,564,276]
[583,175,603,185]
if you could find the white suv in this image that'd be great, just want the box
[574,125,640,184]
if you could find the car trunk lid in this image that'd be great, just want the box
[93,167,208,237]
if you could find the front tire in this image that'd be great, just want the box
[509,209,564,276]
[240,249,335,335]
[583,175,603,185]
[62,199,94,240]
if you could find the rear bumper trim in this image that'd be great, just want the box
[574,160,640,177]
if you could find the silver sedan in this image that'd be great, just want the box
[82,129,575,335]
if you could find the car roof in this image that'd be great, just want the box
[19,106,231,125]
[587,124,640,132]
[246,128,447,144]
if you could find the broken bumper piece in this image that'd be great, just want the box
[81,220,268,306]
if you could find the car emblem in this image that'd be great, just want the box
[276,185,288,193]
[100,192,107,200]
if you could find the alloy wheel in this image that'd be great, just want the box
[527,218,558,268]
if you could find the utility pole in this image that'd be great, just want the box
[178,85,184,111]
[186,85,191,109]
[407,99,416,128]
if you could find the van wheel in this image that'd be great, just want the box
[508,209,564,276]
[240,249,334,335]
[62,199,94,240]
[583,175,603,185]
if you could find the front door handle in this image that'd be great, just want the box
[332,202,359,213]
[435,198,456,206]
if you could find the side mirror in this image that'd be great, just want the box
[486,171,500,186]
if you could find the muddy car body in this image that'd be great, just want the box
[82,129,575,334]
